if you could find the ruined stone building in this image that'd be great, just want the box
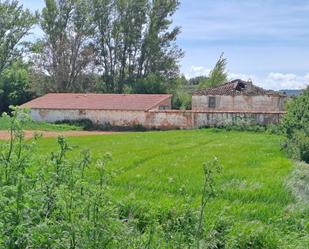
[21,80,286,129]
[192,79,287,112]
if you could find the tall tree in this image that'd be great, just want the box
[92,0,183,93]
[0,61,34,113]
[0,0,36,75]
[198,53,228,89]
[33,0,95,92]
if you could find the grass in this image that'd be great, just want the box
[0,117,81,131]
[33,129,308,247]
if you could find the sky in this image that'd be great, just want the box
[20,0,309,90]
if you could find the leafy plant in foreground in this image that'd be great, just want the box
[196,157,222,248]
[0,107,123,248]
[282,87,309,162]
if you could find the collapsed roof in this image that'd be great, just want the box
[194,79,286,96]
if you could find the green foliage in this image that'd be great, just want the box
[198,53,228,90]
[170,76,192,110]
[199,116,268,132]
[0,108,124,248]
[29,0,183,94]
[282,87,309,162]
[0,61,34,113]
[0,0,37,75]
[0,1,36,113]
[189,76,209,86]
[32,0,95,92]
[34,129,307,248]
[0,117,81,131]
[0,110,307,248]
[172,87,192,110]
[225,222,279,249]
[196,157,222,248]
[133,73,167,94]
[55,118,147,131]
[90,0,183,93]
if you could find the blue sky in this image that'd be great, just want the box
[20,0,309,90]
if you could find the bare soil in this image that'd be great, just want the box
[0,130,120,140]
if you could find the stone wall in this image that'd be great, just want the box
[30,109,147,127]
[29,108,285,130]
[192,95,286,112]
[146,110,284,129]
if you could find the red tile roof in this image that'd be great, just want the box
[194,79,286,96]
[21,93,172,111]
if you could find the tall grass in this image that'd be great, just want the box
[34,129,308,248]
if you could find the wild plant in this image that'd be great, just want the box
[0,108,124,248]
[196,157,222,249]
[0,107,228,248]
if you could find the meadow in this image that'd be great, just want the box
[0,117,81,131]
[33,129,308,248]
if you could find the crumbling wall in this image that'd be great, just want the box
[192,95,286,112]
[145,110,193,129]
[29,108,285,130]
[30,109,146,127]
[145,110,284,129]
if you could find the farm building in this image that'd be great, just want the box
[21,93,172,127]
[21,80,286,129]
[192,79,287,112]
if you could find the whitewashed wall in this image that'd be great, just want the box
[30,109,146,126]
[30,108,285,130]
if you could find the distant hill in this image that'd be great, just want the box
[279,89,304,97]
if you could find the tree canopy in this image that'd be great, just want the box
[0,0,36,75]
[198,53,228,90]
[0,0,37,112]
[30,0,183,93]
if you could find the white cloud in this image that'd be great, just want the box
[184,66,211,79]
[261,72,309,90]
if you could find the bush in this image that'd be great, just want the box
[172,87,192,110]
[201,116,267,132]
[55,119,147,131]
[55,118,94,130]
[282,87,309,162]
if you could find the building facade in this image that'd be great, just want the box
[21,81,286,130]
[192,79,287,112]
[21,93,172,127]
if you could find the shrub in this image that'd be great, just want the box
[282,87,309,162]
[55,118,94,130]
[55,119,147,131]
[0,109,125,248]
[202,116,267,132]
[266,124,284,135]
[172,87,192,110]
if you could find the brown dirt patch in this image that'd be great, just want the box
[0,130,121,140]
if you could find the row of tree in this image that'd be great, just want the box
[0,0,228,113]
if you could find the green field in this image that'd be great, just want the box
[0,117,81,131]
[35,129,308,248]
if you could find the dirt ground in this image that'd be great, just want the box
[0,130,120,140]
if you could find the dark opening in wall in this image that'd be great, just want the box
[208,96,216,108]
